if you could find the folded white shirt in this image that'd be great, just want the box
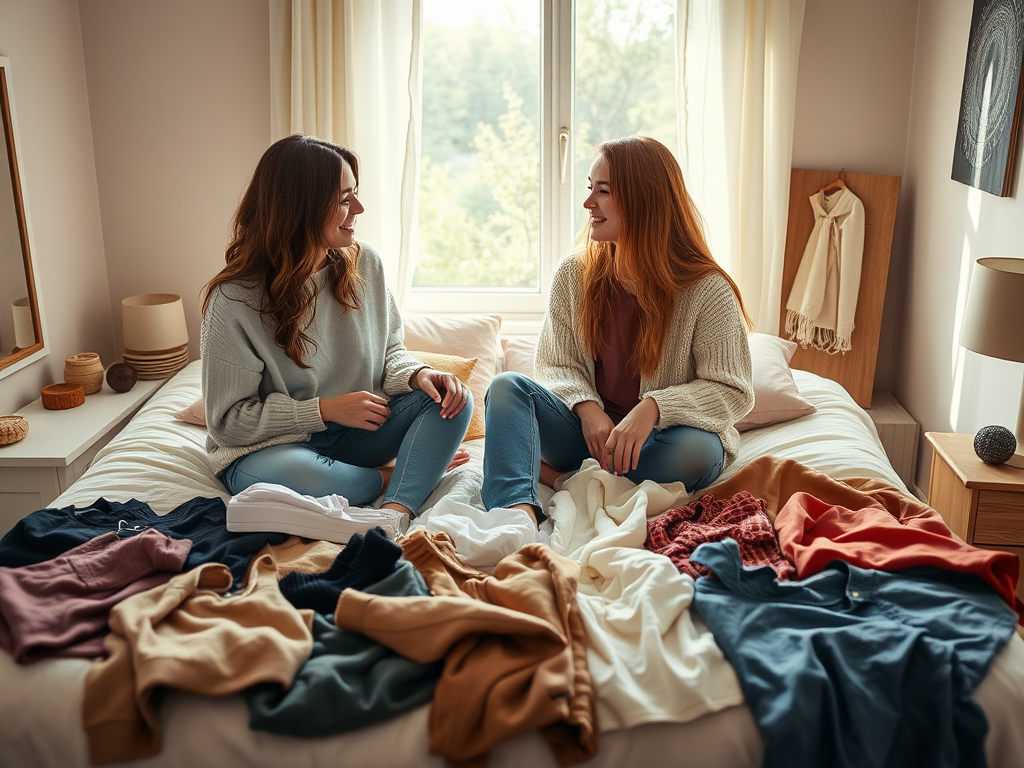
[413,502,549,571]
[226,482,403,543]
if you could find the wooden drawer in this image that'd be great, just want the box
[974,490,1024,547]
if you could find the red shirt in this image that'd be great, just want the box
[594,283,641,422]
[775,491,1023,621]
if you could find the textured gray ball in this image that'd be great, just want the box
[974,425,1017,465]
[106,362,138,393]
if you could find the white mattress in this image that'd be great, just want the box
[45,363,906,514]
[3,361,1023,768]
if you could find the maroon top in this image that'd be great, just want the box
[645,491,796,580]
[594,283,642,422]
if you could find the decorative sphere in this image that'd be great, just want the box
[106,362,138,393]
[973,425,1017,465]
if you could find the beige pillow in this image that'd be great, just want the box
[736,333,817,432]
[403,314,502,438]
[501,336,537,378]
[410,350,482,441]
[175,398,207,426]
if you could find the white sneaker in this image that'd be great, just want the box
[226,482,404,542]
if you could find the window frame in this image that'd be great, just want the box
[402,0,575,332]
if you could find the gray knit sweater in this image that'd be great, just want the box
[535,256,754,467]
[200,245,424,474]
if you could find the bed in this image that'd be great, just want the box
[2,311,1024,768]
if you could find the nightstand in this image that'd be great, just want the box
[0,378,165,534]
[925,431,1024,602]
[867,391,920,491]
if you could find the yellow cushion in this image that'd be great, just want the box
[410,350,483,441]
[404,314,501,440]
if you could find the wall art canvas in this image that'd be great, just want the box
[951,0,1024,196]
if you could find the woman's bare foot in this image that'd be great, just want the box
[539,460,563,489]
[447,448,471,472]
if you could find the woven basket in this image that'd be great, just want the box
[0,415,29,446]
[64,352,104,394]
[41,383,85,410]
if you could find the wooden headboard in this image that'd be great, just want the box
[780,168,901,409]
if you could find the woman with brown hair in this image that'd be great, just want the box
[481,135,754,522]
[201,134,471,521]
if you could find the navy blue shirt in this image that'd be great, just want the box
[0,496,288,587]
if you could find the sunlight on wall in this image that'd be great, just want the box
[971,64,993,188]
[949,186,985,432]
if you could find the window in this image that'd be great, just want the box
[406,0,678,325]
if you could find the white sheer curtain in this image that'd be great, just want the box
[676,0,805,334]
[270,0,422,301]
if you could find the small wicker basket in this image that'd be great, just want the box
[41,383,86,410]
[64,353,104,394]
[0,415,29,446]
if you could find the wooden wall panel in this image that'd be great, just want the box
[780,169,901,408]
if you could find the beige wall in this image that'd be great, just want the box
[0,0,113,415]
[897,0,1024,492]
[792,0,920,393]
[79,0,270,364]
[3,0,1020,497]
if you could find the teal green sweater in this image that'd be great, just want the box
[200,245,424,474]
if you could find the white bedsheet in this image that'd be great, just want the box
[4,360,1024,768]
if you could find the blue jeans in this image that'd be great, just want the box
[222,389,472,514]
[481,371,724,513]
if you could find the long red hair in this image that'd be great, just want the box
[202,135,363,367]
[576,136,751,377]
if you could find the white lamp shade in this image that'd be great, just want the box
[122,293,189,353]
[959,258,1024,364]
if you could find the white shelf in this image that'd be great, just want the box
[0,378,165,532]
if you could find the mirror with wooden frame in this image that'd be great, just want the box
[0,56,47,379]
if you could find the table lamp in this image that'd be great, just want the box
[122,293,188,352]
[121,293,190,379]
[959,257,1024,468]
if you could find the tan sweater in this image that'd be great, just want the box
[536,256,754,467]
[82,555,314,766]
[334,530,597,768]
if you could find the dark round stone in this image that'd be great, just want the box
[106,362,138,393]
[973,425,1017,465]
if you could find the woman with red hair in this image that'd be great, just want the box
[482,136,754,523]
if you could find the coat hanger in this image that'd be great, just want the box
[819,169,848,194]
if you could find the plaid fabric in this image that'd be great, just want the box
[645,491,796,580]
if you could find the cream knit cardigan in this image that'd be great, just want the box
[535,257,754,467]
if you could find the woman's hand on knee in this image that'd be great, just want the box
[606,398,659,475]
[411,368,470,419]
[320,391,391,430]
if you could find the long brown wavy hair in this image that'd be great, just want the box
[576,136,752,378]
[202,134,363,367]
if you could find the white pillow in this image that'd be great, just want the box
[501,337,537,378]
[403,314,502,437]
[736,333,817,432]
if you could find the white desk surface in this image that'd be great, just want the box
[0,378,164,468]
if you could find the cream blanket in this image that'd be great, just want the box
[785,187,865,354]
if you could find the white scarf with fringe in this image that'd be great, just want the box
[785,187,865,354]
